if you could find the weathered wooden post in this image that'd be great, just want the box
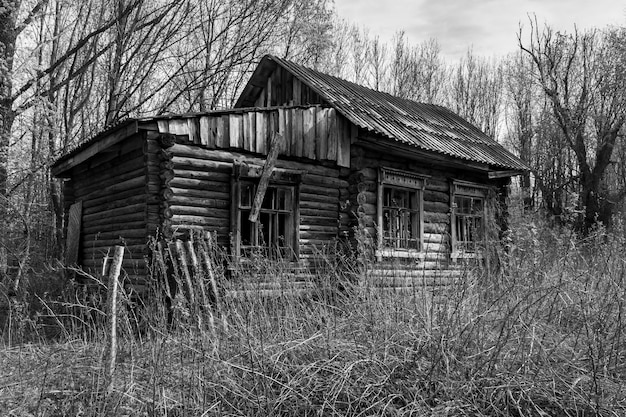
[105,245,124,394]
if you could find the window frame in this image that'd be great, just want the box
[450,180,489,260]
[231,162,302,261]
[376,167,427,260]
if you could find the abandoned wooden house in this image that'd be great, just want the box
[51,55,528,292]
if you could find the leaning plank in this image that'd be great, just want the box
[249,132,282,222]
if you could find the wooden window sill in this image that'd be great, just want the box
[376,248,425,260]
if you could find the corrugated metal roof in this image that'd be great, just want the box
[255,55,528,171]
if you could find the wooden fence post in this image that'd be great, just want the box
[105,245,124,394]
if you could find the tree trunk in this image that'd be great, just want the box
[0,1,19,197]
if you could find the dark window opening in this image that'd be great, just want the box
[453,195,484,252]
[382,186,420,250]
[237,182,296,259]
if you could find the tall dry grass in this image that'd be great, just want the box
[1,215,626,416]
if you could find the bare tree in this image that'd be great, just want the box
[520,20,626,232]
[446,49,504,138]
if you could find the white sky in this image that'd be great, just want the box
[333,0,626,61]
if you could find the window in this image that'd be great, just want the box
[377,168,426,259]
[238,182,295,258]
[232,163,301,260]
[382,187,420,250]
[451,180,488,258]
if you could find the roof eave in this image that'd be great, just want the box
[51,120,139,178]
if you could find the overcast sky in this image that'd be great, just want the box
[333,0,626,61]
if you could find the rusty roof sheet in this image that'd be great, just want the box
[256,55,528,171]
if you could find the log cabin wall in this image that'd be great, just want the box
[149,105,351,271]
[347,139,505,286]
[66,132,149,285]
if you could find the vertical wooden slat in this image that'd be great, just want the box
[327,108,338,161]
[199,116,210,146]
[316,107,328,160]
[168,119,188,137]
[242,112,251,151]
[229,114,243,148]
[293,108,303,157]
[215,116,225,148]
[222,115,230,148]
[293,79,301,105]
[157,120,169,133]
[337,115,351,168]
[284,108,292,156]
[188,118,200,144]
[278,108,287,154]
[266,76,273,107]
[303,106,316,159]
[255,112,266,154]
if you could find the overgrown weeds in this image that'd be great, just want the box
[1,215,626,415]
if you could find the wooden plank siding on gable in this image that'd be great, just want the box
[153,106,350,168]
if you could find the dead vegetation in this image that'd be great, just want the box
[2,216,626,416]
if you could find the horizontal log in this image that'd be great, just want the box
[81,187,146,210]
[170,186,230,200]
[85,211,145,227]
[300,232,337,241]
[78,176,146,201]
[423,222,448,234]
[82,194,150,216]
[82,238,146,249]
[82,203,146,223]
[169,195,230,209]
[73,150,143,180]
[299,192,338,205]
[426,179,449,193]
[83,228,146,240]
[169,177,231,191]
[299,225,338,234]
[299,200,336,211]
[300,208,338,218]
[302,173,347,189]
[171,156,232,173]
[169,205,229,218]
[168,144,341,177]
[423,242,447,253]
[299,184,340,196]
[423,201,449,214]
[300,215,339,226]
[171,214,230,227]
[424,212,449,224]
[82,221,146,235]
[423,233,448,244]
[73,144,143,176]
[424,189,450,203]
[74,167,145,198]
[172,168,231,182]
